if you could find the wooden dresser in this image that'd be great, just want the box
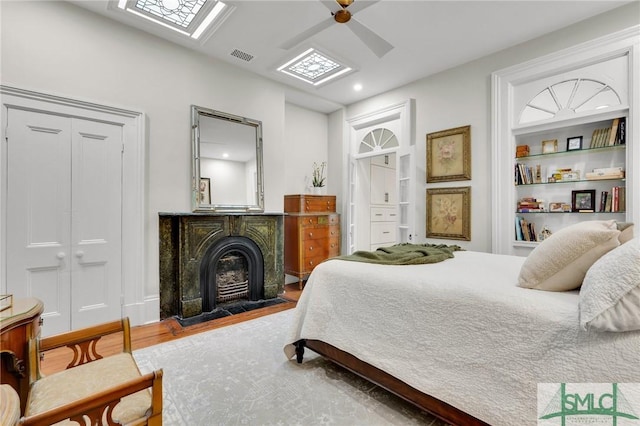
[284,195,340,288]
[1,297,44,415]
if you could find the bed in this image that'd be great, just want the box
[284,229,640,425]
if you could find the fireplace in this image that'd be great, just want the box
[200,236,264,311]
[159,213,283,320]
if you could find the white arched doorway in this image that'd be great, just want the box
[345,100,415,254]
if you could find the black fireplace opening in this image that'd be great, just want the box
[174,235,286,327]
[200,236,264,312]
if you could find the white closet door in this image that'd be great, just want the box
[6,109,123,335]
[70,119,122,329]
[6,109,72,334]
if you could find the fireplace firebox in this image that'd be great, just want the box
[159,213,283,320]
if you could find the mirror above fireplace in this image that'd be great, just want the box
[191,105,264,212]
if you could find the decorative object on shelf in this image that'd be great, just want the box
[567,136,583,151]
[572,189,596,212]
[538,226,553,241]
[199,177,211,204]
[548,202,565,213]
[311,161,326,188]
[516,145,530,158]
[426,125,471,182]
[541,139,558,154]
[426,186,471,241]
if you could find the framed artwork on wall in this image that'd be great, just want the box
[426,186,471,241]
[199,177,211,204]
[426,125,471,182]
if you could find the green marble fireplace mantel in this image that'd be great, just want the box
[159,212,284,319]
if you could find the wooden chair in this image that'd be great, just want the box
[17,318,162,425]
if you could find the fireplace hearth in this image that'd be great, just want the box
[159,213,283,320]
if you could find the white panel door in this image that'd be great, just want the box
[6,109,72,334]
[70,119,122,329]
[6,109,122,335]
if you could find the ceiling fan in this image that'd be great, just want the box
[280,0,393,58]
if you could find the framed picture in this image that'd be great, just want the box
[426,186,471,241]
[549,202,565,212]
[542,139,558,154]
[571,189,596,212]
[199,177,211,204]
[426,125,471,182]
[567,136,583,151]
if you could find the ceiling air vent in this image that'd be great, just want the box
[230,49,254,62]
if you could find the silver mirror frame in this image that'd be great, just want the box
[191,105,264,213]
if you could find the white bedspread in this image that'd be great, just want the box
[284,250,640,425]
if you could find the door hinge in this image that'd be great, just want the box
[121,143,125,154]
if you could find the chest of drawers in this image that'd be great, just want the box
[284,195,340,288]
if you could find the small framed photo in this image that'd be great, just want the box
[549,202,565,212]
[199,177,211,204]
[542,139,558,154]
[572,189,596,212]
[567,136,583,151]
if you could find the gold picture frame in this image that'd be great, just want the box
[426,186,471,241]
[542,139,558,154]
[426,125,471,182]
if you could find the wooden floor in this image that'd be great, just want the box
[40,283,303,375]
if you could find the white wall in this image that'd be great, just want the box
[283,103,329,195]
[342,2,640,253]
[0,1,330,323]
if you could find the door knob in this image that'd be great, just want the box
[56,252,66,259]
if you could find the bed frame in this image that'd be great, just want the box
[294,339,489,426]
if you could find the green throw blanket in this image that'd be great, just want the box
[334,243,464,265]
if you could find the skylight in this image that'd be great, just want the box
[277,48,352,86]
[117,0,229,40]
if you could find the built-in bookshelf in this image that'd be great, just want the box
[491,27,639,256]
[512,115,627,245]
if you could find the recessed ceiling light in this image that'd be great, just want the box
[353,83,363,91]
[116,0,231,40]
[277,48,353,86]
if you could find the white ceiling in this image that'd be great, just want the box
[71,0,631,113]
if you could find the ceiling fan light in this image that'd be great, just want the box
[336,0,354,7]
[333,9,351,23]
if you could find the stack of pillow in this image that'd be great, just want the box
[517,220,639,332]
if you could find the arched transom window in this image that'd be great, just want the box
[519,78,621,124]
[359,127,399,154]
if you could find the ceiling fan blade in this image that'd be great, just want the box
[280,16,335,50]
[319,0,342,13]
[347,0,380,14]
[347,18,393,58]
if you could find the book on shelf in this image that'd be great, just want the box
[590,117,626,148]
[585,166,625,180]
[617,117,626,144]
[599,191,608,212]
[608,118,620,146]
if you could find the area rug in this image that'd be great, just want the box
[133,309,448,425]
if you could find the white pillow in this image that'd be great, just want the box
[518,220,620,291]
[580,238,640,332]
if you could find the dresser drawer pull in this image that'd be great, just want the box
[383,231,391,234]
[308,232,313,237]
[308,246,313,251]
